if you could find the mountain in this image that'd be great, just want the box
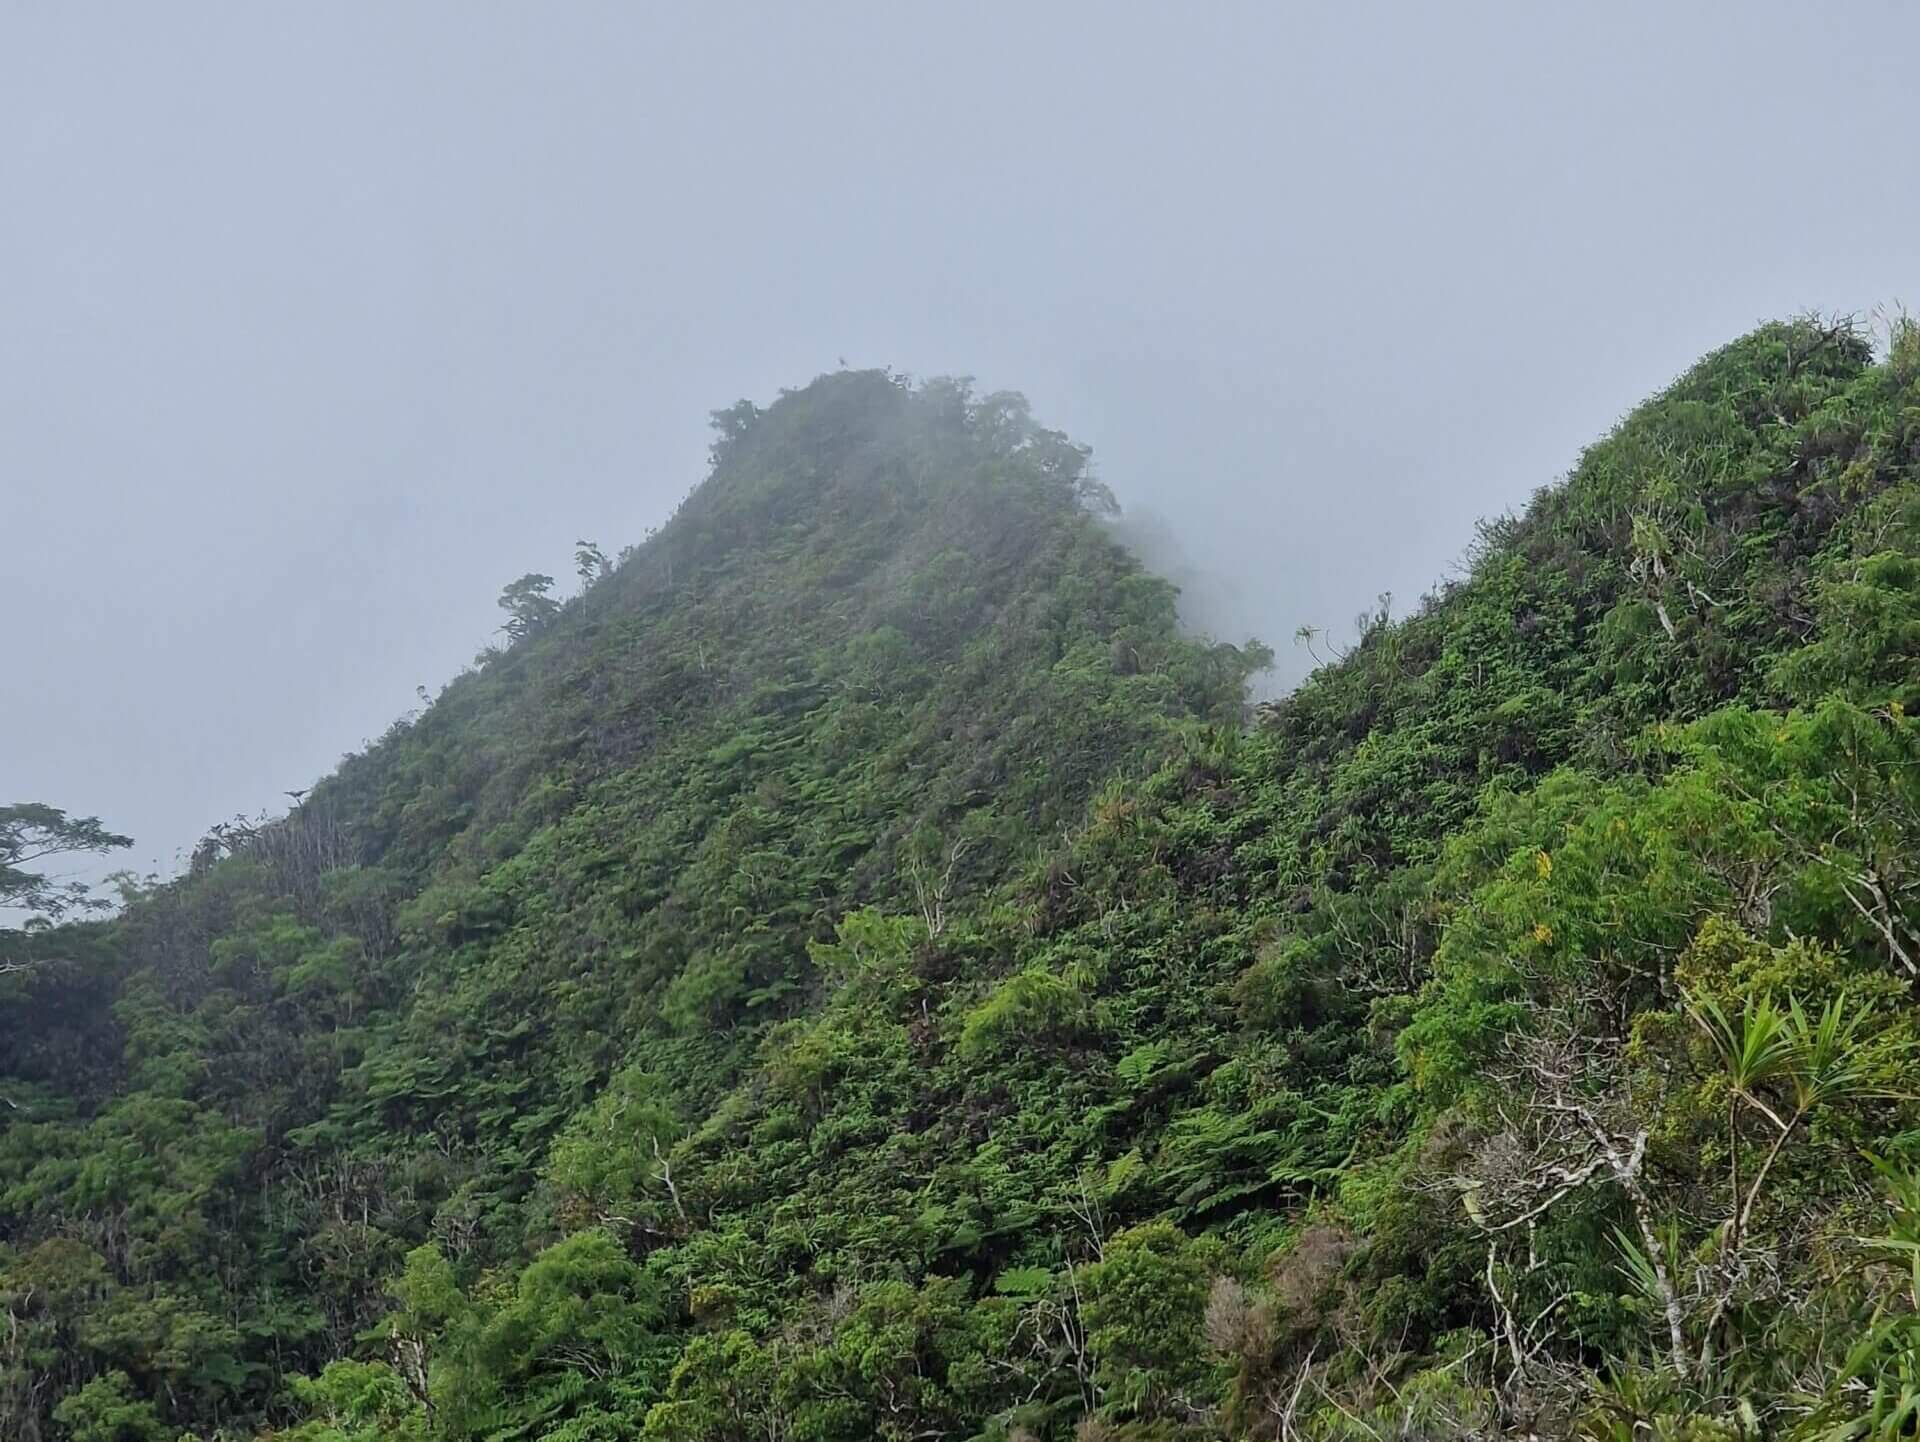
[6,319,1920,1442]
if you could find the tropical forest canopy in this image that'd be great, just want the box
[6,319,1920,1440]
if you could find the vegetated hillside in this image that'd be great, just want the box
[0,372,1264,1441]
[6,319,1920,1442]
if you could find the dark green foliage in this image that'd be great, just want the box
[7,322,1920,1440]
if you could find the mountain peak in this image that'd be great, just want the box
[9,317,1920,1441]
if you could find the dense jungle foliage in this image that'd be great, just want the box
[7,318,1920,1441]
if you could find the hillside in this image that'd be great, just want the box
[7,320,1920,1442]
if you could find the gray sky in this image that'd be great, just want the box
[5,3,1917,885]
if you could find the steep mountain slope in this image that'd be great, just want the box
[7,319,1920,1442]
[0,372,1262,1440]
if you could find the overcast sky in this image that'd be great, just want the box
[6,3,1917,885]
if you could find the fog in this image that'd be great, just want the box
[6,3,1918,882]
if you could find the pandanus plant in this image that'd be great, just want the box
[1688,993,1896,1252]
[1794,1159,1920,1441]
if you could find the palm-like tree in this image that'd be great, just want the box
[1691,993,1902,1248]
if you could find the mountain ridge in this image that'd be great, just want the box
[7,318,1920,1441]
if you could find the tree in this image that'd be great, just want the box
[50,1371,173,1442]
[1080,1222,1212,1419]
[707,400,761,466]
[574,540,611,587]
[284,1359,425,1442]
[496,573,560,641]
[0,803,131,927]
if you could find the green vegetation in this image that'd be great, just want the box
[6,321,1920,1439]
[1,805,131,925]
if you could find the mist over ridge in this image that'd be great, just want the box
[9,7,1920,1438]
